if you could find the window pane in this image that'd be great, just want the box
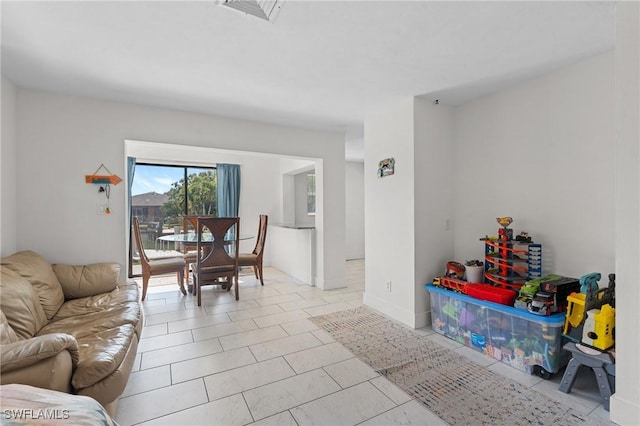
[131,165,184,227]
[187,168,217,216]
[129,164,217,278]
[307,173,316,214]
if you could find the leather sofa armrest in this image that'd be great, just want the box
[52,263,120,299]
[0,333,79,374]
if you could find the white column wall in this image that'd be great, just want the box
[610,1,640,423]
[364,99,417,326]
[14,89,345,289]
[413,98,455,327]
[1,77,17,256]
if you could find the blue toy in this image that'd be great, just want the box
[579,272,601,295]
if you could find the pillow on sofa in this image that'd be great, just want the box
[0,269,48,339]
[1,251,65,319]
[52,263,120,300]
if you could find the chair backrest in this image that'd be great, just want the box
[196,217,240,272]
[182,215,215,251]
[132,217,150,265]
[253,215,268,256]
[183,215,215,233]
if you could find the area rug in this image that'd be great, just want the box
[311,306,595,426]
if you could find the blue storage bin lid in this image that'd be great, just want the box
[425,284,565,325]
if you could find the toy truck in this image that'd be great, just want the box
[538,276,579,313]
[514,279,541,310]
[528,292,558,316]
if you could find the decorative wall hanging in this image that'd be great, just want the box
[99,184,112,214]
[377,157,395,178]
[85,164,122,185]
[86,164,120,215]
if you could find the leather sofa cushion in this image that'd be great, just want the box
[0,269,48,339]
[52,263,120,299]
[51,283,139,320]
[0,310,19,344]
[72,324,134,390]
[2,251,64,319]
[38,304,141,340]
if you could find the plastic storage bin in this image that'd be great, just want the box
[426,284,566,377]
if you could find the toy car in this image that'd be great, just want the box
[528,292,559,316]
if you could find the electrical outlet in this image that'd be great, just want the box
[97,203,108,215]
[386,280,392,292]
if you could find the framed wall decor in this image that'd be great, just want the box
[377,157,395,178]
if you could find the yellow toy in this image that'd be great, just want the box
[581,304,615,350]
[563,273,615,342]
[564,292,587,336]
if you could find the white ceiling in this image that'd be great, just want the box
[1,1,616,161]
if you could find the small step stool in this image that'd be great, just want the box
[559,342,616,411]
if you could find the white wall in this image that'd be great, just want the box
[364,99,419,326]
[269,225,315,284]
[1,77,17,256]
[413,98,455,326]
[364,99,455,328]
[453,52,615,279]
[345,161,364,260]
[610,2,640,423]
[13,89,345,289]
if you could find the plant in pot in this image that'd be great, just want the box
[464,259,484,283]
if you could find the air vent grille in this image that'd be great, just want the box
[222,0,282,21]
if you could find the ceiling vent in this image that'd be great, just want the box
[221,0,283,22]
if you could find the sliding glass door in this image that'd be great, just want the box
[129,163,217,277]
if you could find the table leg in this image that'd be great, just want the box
[559,358,582,394]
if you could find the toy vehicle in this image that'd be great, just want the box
[528,292,559,316]
[514,295,532,310]
[514,278,541,310]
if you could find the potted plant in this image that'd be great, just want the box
[464,259,484,283]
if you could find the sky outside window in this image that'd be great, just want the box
[132,165,184,195]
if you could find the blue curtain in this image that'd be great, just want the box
[127,157,136,276]
[127,157,136,220]
[217,163,240,217]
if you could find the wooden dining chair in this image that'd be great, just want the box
[238,215,268,286]
[132,216,186,301]
[181,215,214,286]
[192,217,240,306]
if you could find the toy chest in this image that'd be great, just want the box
[426,284,567,377]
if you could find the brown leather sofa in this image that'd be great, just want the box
[0,250,142,412]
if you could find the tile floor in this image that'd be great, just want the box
[115,260,615,425]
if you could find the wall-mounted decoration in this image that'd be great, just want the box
[86,164,120,215]
[377,157,395,178]
[85,164,122,185]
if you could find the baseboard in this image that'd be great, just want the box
[610,394,640,425]
[414,307,431,329]
[363,292,418,328]
[315,275,346,290]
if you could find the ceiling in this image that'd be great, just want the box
[1,1,616,161]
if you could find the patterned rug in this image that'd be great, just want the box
[311,306,594,426]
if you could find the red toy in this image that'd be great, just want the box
[466,283,516,306]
